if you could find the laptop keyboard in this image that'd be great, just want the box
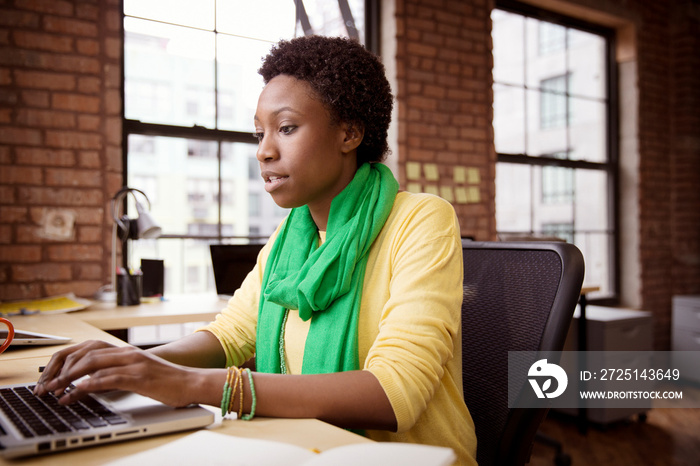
[0,385,127,438]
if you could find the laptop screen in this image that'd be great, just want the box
[210,244,264,297]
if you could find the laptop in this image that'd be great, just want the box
[0,381,214,459]
[210,244,264,300]
[1,329,71,346]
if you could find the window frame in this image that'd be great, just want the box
[494,0,620,303]
[120,0,380,243]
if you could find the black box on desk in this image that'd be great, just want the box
[141,259,164,297]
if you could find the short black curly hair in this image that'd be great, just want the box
[258,35,393,165]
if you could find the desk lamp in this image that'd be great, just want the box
[95,187,162,302]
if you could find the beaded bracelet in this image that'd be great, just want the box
[241,368,256,421]
[229,366,241,416]
[237,368,245,419]
[220,366,234,417]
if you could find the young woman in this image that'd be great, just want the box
[35,36,477,465]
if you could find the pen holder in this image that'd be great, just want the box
[117,274,142,306]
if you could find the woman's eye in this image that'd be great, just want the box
[253,132,264,142]
[280,125,296,135]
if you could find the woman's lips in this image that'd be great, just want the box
[264,175,289,193]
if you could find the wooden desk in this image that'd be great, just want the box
[1,409,369,466]
[1,315,370,465]
[76,294,223,331]
[0,314,127,362]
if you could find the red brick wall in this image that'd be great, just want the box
[394,0,497,241]
[634,0,676,349]
[669,2,700,302]
[0,0,123,300]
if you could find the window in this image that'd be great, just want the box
[542,222,574,244]
[123,0,372,295]
[538,21,566,55]
[541,151,573,204]
[492,2,616,299]
[540,74,570,129]
[542,165,574,204]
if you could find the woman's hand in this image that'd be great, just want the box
[34,340,211,408]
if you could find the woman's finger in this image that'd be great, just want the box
[36,342,125,395]
[35,340,110,395]
[53,346,139,391]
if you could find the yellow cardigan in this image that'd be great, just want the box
[202,191,477,465]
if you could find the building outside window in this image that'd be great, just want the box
[123,0,368,295]
[542,165,574,205]
[540,74,570,129]
[541,151,574,205]
[492,2,616,299]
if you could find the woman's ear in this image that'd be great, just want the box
[340,123,364,154]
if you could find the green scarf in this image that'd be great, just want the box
[256,163,398,375]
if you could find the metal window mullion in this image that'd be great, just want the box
[217,141,223,241]
[213,2,222,242]
[497,152,608,171]
[564,27,576,236]
[338,0,359,40]
[295,0,314,36]
[523,16,529,154]
[124,120,256,144]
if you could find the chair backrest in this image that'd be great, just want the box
[461,241,584,466]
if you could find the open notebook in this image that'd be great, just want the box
[0,381,214,459]
[105,430,457,466]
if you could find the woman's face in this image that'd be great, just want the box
[254,75,360,230]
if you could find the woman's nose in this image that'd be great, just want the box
[256,135,278,162]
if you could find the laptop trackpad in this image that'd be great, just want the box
[98,390,164,413]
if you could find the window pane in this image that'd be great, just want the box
[539,75,569,130]
[128,135,287,238]
[216,34,270,132]
[131,238,215,295]
[538,21,566,55]
[125,17,215,127]
[525,18,566,90]
[527,88,567,156]
[542,164,574,204]
[569,28,607,99]
[570,97,607,162]
[574,169,611,296]
[216,0,295,41]
[497,162,612,296]
[492,10,524,86]
[496,163,532,232]
[575,168,609,231]
[124,0,215,30]
[306,0,365,42]
[128,135,214,236]
[493,83,526,154]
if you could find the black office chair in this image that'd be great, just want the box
[460,241,584,466]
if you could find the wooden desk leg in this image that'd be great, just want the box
[577,293,588,434]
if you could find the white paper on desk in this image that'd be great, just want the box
[104,430,314,466]
[104,429,456,466]
[301,442,456,465]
